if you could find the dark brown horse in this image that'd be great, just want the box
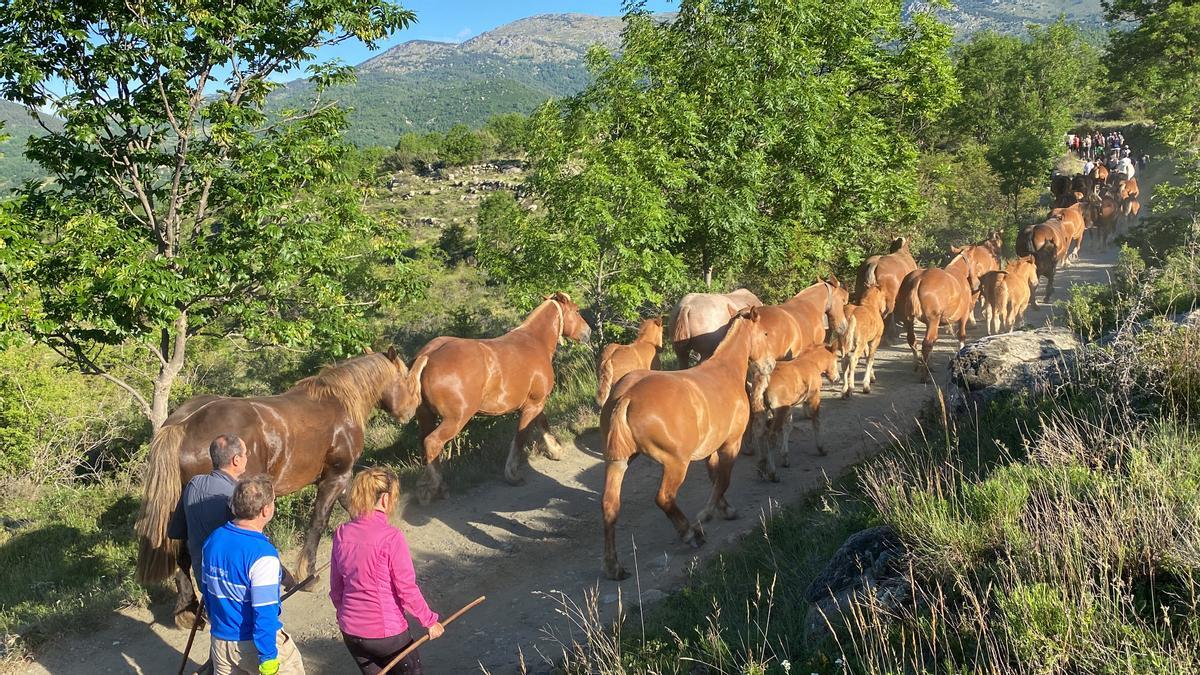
[413,293,591,503]
[855,237,919,337]
[896,252,981,377]
[1017,218,1068,303]
[134,348,424,624]
[600,309,772,580]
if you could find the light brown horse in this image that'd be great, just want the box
[600,309,772,580]
[981,257,1039,334]
[596,317,663,407]
[133,348,424,625]
[1115,177,1141,227]
[855,237,919,334]
[896,252,981,377]
[1091,162,1110,185]
[413,293,591,503]
[1049,203,1087,262]
[669,288,762,366]
[838,285,887,398]
[949,233,1003,325]
[1017,218,1068,304]
[752,345,840,483]
[1095,190,1120,249]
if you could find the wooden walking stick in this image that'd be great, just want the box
[183,561,331,675]
[178,599,205,675]
[379,596,486,675]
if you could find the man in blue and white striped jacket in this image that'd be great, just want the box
[202,474,306,675]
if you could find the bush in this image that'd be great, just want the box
[484,113,530,155]
[438,124,491,166]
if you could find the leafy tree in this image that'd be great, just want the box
[944,22,1098,223]
[482,0,958,336]
[438,124,488,166]
[484,113,531,155]
[1106,0,1200,220]
[0,0,421,429]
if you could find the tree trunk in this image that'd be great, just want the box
[149,313,189,430]
[704,266,714,288]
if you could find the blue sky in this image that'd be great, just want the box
[312,0,678,67]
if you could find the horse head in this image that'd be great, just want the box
[735,306,775,376]
[824,276,851,341]
[546,292,592,344]
[379,346,427,424]
[640,316,665,349]
[860,285,886,317]
[888,236,909,253]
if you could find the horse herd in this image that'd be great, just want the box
[133,167,1137,620]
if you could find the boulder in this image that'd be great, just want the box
[948,327,1081,409]
[803,526,911,646]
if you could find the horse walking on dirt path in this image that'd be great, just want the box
[896,252,981,378]
[412,293,591,504]
[838,285,887,398]
[751,345,840,483]
[669,288,762,367]
[600,309,772,580]
[134,348,425,626]
[1017,218,1068,304]
[855,237,918,339]
[596,317,663,407]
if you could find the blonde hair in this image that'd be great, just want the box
[349,467,400,519]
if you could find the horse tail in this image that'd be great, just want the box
[671,305,692,344]
[1017,226,1035,258]
[596,357,615,407]
[863,260,880,288]
[134,424,186,584]
[604,398,637,461]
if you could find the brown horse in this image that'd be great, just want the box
[1095,190,1120,249]
[1091,162,1110,185]
[1115,177,1141,227]
[896,252,981,377]
[1049,203,1087,262]
[1017,219,1068,304]
[133,348,424,624]
[600,309,772,580]
[1050,174,1072,203]
[855,237,919,334]
[838,285,887,398]
[413,293,591,503]
[981,257,1039,334]
[669,288,762,366]
[596,317,663,407]
[949,233,1003,325]
[752,345,840,482]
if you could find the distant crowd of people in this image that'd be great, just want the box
[1065,130,1149,174]
[172,435,442,675]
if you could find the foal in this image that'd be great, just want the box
[600,309,772,580]
[838,285,886,398]
[980,257,1039,334]
[596,317,663,407]
[751,345,840,483]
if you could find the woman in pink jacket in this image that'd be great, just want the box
[330,468,444,674]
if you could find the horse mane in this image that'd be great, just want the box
[712,313,753,359]
[293,353,397,428]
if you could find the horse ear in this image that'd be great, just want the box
[552,291,572,304]
[653,316,663,327]
[386,345,398,362]
[364,346,374,354]
[748,306,760,321]
[949,245,962,253]
[828,274,840,287]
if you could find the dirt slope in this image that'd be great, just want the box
[22,245,1118,675]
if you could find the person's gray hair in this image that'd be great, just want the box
[209,434,246,470]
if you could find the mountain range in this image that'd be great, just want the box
[1,2,1109,183]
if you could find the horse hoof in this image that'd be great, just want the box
[687,527,706,548]
[174,609,199,631]
[722,506,739,520]
[503,471,525,486]
[816,446,827,456]
[841,391,851,400]
[781,456,791,468]
[741,445,756,457]
[415,487,435,506]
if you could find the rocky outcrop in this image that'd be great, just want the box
[804,526,911,646]
[949,327,1081,409]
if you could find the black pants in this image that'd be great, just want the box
[341,631,423,675]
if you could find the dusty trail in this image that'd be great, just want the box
[24,244,1119,675]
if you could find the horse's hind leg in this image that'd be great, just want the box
[656,458,702,546]
[699,442,739,523]
[601,459,631,580]
[921,317,940,381]
[755,406,779,483]
[906,320,920,372]
[673,341,692,370]
[863,338,880,393]
[172,550,199,630]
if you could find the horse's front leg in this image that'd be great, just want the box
[296,461,353,584]
[505,404,544,485]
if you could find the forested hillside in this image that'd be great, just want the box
[0,101,60,190]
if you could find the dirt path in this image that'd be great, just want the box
[23,244,1119,675]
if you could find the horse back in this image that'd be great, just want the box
[611,366,749,462]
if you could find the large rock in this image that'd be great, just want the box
[803,526,911,646]
[949,327,1081,408]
